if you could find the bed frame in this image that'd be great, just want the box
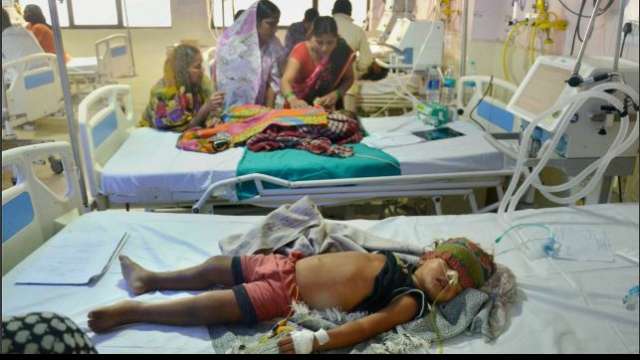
[1,142,82,275]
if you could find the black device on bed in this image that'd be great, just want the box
[412,127,465,141]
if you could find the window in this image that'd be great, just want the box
[71,0,119,26]
[18,0,171,28]
[270,0,313,26]
[18,0,70,27]
[211,0,314,28]
[317,0,369,27]
[123,0,171,28]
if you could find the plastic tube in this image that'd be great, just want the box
[497,82,638,221]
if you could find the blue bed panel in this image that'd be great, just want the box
[24,70,55,90]
[476,100,515,132]
[111,46,128,58]
[2,192,35,244]
[92,111,119,149]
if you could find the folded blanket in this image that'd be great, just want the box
[247,111,364,158]
[176,106,364,157]
[177,105,327,154]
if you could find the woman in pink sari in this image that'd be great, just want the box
[215,1,285,110]
[281,16,356,111]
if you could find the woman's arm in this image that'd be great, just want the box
[316,64,355,110]
[281,57,309,108]
[278,295,418,353]
[188,92,224,128]
[265,86,277,108]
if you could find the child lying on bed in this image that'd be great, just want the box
[88,238,495,354]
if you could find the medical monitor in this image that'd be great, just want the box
[508,56,639,133]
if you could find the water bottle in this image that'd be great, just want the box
[623,285,639,311]
[426,66,441,104]
[442,67,456,105]
[462,60,478,106]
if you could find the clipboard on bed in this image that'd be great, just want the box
[15,232,129,286]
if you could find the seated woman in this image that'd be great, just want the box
[281,16,356,111]
[214,0,285,110]
[140,44,224,132]
[22,4,68,62]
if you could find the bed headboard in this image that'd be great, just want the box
[77,85,134,202]
[2,142,82,275]
[95,34,136,80]
[2,53,63,126]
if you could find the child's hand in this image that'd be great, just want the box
[277,332,320,354]
[277,335,297,354]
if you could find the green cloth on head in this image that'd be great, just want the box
[423,238,496,289]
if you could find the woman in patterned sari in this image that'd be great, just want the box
[214,0,285,110]
[140,44,224,132]
[280,16,356,111]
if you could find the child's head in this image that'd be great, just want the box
[414,238,496,303]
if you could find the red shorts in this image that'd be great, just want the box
[231,252,304,324]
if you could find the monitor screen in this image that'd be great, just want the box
[512,63,571,118]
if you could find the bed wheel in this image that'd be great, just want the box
[48,157,64,174]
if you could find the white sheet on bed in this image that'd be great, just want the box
[3,204,638,353]
[361,115,506,175]
[99,116,505,202]
[67,57,98,74]
[100,128,245,200]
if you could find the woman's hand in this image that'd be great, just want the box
[290,97,311,109]
[315,91,339,110]
[205,92,225,113]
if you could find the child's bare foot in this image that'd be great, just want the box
[120,255,154,295]
[88,300,140,333]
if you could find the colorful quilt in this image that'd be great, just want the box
[176,105,327,154]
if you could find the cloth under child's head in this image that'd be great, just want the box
[414,237,496,303]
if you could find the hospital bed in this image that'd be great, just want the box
[77,85,512,213]
[2,142,638,353]
[3,53,64,129]
[67,34,136,97]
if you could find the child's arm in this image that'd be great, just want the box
[278,295,418,354]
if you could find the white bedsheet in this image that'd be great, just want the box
[361,116,505,174]
[99,116,505,203]
[2,204,638,353]
[67,57,98,74]
[100,128,245,201]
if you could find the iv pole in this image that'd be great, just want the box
[459,0,469,77]
[48,0,90,210]
[567,0,603,87]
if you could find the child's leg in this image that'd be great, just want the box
[88,289,243,333]
[120,255,235,295]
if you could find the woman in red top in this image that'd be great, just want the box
[281,16,355,111]
[23,5,55,53]
[23,4,70,63]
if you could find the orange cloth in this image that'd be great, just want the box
[26,23,70,62]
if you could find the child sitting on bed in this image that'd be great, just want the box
[88,238,495,354]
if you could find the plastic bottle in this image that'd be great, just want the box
[462,60,478,105]
[623,285,639,311]
[426,66,441,104]
[442,67,457,105]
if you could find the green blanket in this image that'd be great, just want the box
[236,144,401,200]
